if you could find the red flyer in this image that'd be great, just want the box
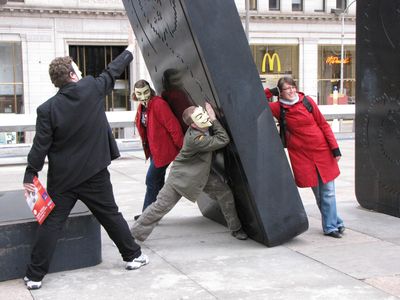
[25,176,55,224]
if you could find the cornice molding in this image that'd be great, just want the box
[0,5,126,17]
[239,13,356,22]
[0,5,355,22]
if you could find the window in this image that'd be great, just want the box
[69,45,131,112]
[315,0,325,12]
[336,0,347,10]
[251,44,299,88]
[250,0,257,10]
[0,42,23,114]
[318,45,356,105]
[0,42,24,144]
[269,0,280,11]
[292,0,303,11]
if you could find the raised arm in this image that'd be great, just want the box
[95,26,135,95]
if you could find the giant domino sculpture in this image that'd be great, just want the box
[356,1,400,217]
[123,0,309,246]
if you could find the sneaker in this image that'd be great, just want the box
[231,228,248,240]
[23,276,42,290]
[338,226,346,234]
[325,231,342,238]
[125,254,149,270]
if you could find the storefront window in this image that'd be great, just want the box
[250,44,299,88]
[0,42,23,114]
[69,45,131,111]
[318,45,356,105]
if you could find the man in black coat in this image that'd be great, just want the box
[22,29,148,290]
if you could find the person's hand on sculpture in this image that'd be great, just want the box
[126,25,135,54]
[205,102,216,122]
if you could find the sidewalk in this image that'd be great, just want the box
[1,139,400,299]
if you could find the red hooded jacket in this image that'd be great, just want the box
[266,89,340,187]
[135,96,183,168]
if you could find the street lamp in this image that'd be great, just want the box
[338,0,356,96]
[245,0,250,40]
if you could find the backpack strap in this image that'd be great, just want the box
[303,95,313,112]
[279,105,287,148]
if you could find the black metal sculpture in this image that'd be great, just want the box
[122,0,308,246]
[356,1,400,217]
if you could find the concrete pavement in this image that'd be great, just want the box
[1,138,400,299]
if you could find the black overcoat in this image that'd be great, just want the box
[24,50,133,193]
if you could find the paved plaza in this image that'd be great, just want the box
[1,138,400,299]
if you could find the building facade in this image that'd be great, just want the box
[236,0,356,104]
[0,0,355,144]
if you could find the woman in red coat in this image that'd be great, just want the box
[133,80,184,219]
[266,77,345,238]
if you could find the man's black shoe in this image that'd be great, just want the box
[325,231,342,238]
[338,226,345,234]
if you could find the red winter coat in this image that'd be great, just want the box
[135,96,183,168]
[267,91,340,187]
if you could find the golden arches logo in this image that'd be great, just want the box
[261,53,281,73]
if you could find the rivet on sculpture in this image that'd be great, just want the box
[355,1,400,217]
[122,0,309,246]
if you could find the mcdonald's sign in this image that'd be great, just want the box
[261,52,281,73]
[325,55,351,65]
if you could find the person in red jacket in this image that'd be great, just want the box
[133,80,184,219]
[265,76,345,238]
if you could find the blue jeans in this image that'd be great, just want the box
[143,158,169,211]
[311,173,344,234]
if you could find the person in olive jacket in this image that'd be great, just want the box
[265,76,345,238]
[130,103,247,241]
[22,29,148,290]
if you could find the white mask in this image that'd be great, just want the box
[191,106,212,128]
[134,85,151,104]
[71,61,82,81]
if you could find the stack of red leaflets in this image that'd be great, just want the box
[25,176,55,224]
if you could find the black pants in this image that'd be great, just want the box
[26,168,141,281]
